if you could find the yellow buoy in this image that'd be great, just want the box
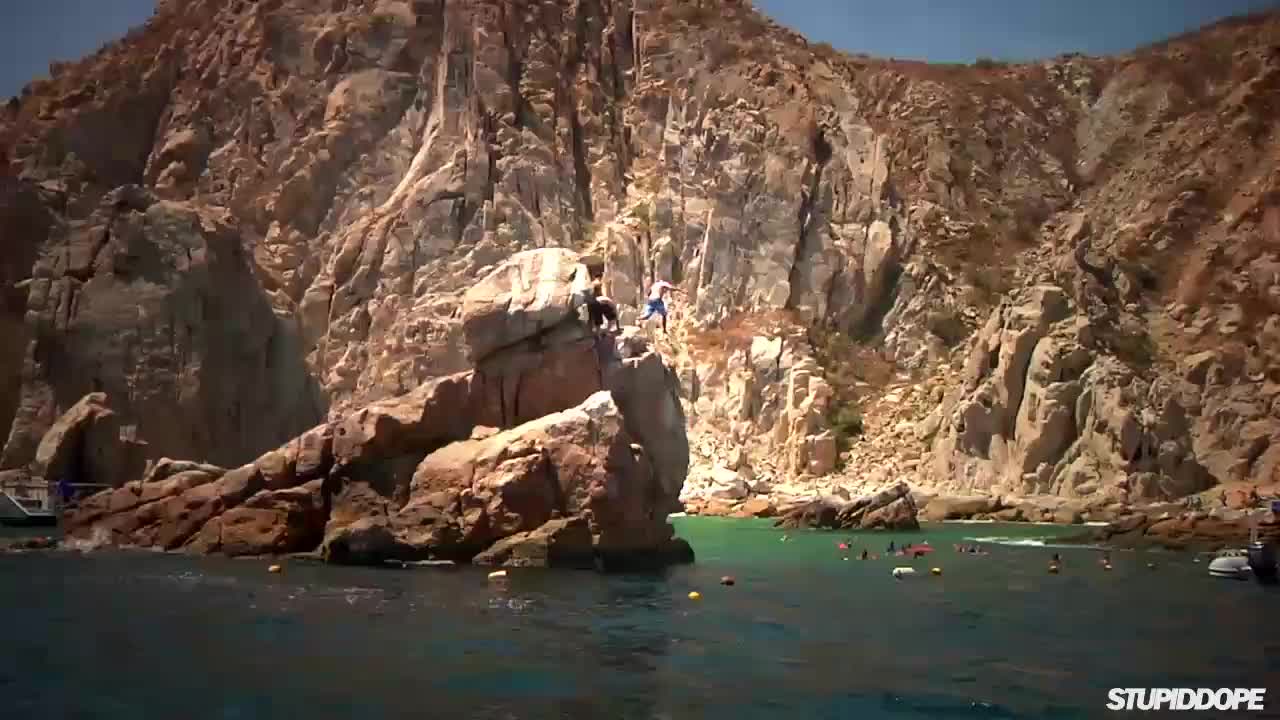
[488,570,508,581]
[688,591,702,600]
[931,567,942,576]
[268,564,282,574]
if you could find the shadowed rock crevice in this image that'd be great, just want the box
[1,188,327,474]
[0,177,53,447]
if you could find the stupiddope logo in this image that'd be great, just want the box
[1107,688,1267,712]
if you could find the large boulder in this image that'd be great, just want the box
[188,480,328,556]
[460,248,590,363]
[604,337,690,503]
[320,517,403,565]
[735,497,777,518]
[142,458,227,485]
[774,482,920,531]
[28,393,144,489]
[472,517,596,569]
[468,330,604,429]
[67,463,265,549]
[331,373,475,466]
[838,482,921,531]
[386,391,682,565]
[774,498,842,530]
[921,495,1000,522]
[859,495,920,531]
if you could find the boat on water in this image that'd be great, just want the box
[1208,549,1251,580]
[1208,522,1279,583]
[0,484,58,527]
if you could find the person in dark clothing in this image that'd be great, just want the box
[586,280,619,333]
[57,477,74,507]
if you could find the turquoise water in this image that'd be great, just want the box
[2,518,1277,719]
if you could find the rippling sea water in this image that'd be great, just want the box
[2,519,1277,719]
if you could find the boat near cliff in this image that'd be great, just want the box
[1207,549,1251,580]
[0,479,56,527]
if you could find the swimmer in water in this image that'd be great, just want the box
[887,541,896,554]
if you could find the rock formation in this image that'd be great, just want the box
[0,392,147,500]
[4,0,1280,546]
[774,482,919,531]
[65,250,693,569]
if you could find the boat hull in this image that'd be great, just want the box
[1208,555,1251,580]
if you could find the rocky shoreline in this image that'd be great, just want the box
[682,485,1280,553]
[10,251,698,572]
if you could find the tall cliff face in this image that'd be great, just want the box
[2,0,1278,507]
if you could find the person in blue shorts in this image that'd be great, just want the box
[640,280,681,333]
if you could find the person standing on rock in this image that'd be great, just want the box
[640,280,682,333]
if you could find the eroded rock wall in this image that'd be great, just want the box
[3,0,1279,516]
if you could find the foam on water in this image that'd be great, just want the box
[963,535,1109,550]
[964,536,1049,547]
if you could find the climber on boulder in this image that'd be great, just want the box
[586,279,620,333]
[640,280,682,333]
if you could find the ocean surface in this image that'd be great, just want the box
[2,518,1277,719]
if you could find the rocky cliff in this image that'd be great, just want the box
[4,0,1280,537]
[63,249,693,568]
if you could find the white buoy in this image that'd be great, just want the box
[892,567,917,579]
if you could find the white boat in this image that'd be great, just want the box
[1208,549,1251,580]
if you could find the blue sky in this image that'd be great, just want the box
[756,0,1280,62]
[2,0,1278,98]
[2,0,156,98]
